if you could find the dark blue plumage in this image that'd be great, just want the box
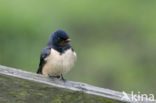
[37,30,76,81]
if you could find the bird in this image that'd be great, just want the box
[37,30,77,81]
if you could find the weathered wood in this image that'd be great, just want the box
[0,65,153,103]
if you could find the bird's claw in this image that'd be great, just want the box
[48,74,66,82]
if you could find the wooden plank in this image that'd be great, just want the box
[0,65,152,103]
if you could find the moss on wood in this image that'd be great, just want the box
[0,74,125,103]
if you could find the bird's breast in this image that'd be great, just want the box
[42,48,76,76]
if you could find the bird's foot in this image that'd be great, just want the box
[60,74,66,82]
[48,74,66,82]
[48,75,60,79]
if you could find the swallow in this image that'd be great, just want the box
[37,30,77,81]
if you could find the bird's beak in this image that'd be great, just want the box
[65,38,71,42]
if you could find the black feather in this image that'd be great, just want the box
[37,47,51,74]
[71,47,74,52]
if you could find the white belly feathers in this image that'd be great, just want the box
[42,48,76,76]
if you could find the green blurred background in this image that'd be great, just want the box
[0,0,156,95]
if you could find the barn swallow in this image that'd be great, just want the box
[37,30,76,81]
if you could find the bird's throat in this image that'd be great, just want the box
[59,41,69,46]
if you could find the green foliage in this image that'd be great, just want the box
[0,0,156,95]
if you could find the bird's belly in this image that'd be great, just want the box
[42,48,76,76]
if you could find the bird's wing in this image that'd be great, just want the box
[71,47,75,52]
[71,47,77,60]
[37,47,51,74]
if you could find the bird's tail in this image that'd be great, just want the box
[37,67,42,74]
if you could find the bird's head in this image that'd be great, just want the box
[49,30,71,47]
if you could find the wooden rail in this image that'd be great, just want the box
[0,65,153,103]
